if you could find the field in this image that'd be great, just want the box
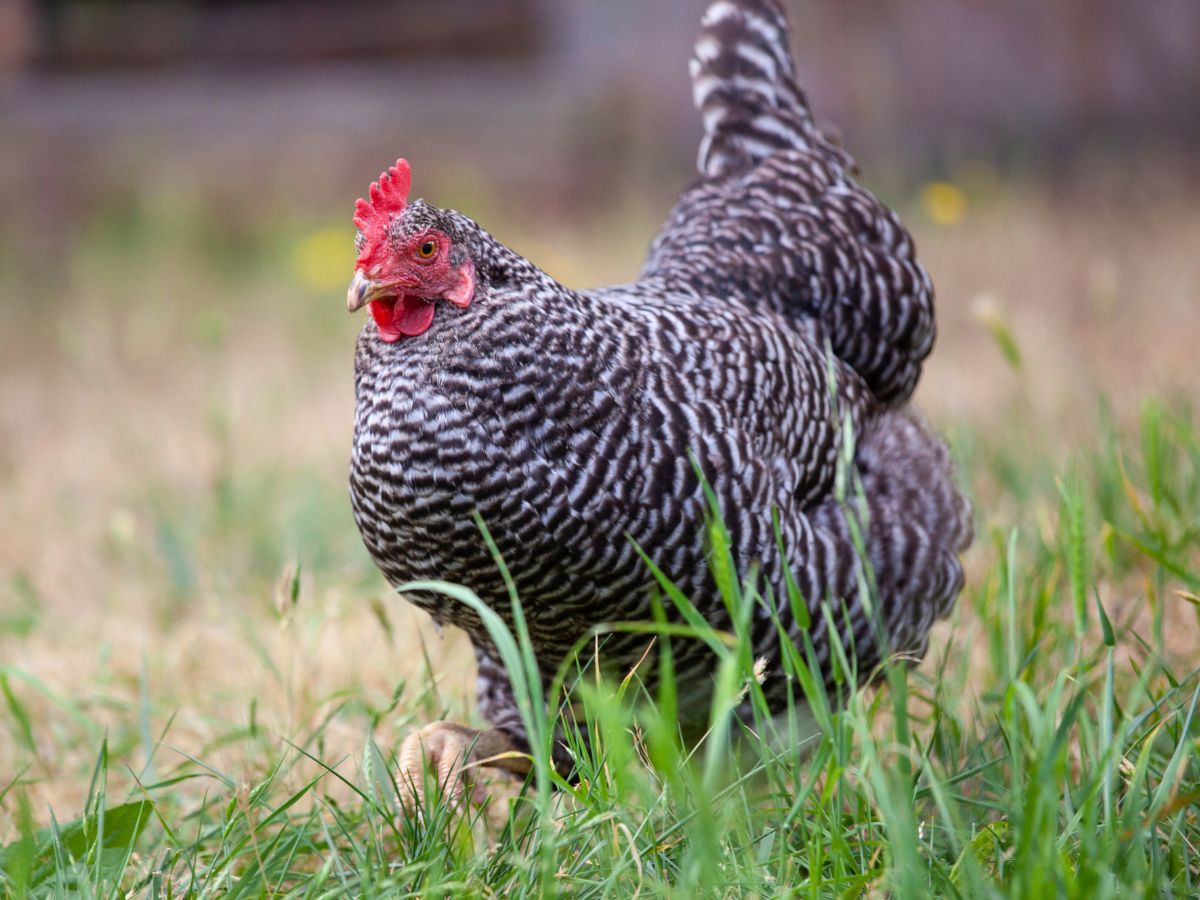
[1,143,1198,896]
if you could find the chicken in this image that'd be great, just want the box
[346,0,972,807]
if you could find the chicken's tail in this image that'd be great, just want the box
[691,0,852,178]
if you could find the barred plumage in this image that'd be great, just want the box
[348,0,971,759]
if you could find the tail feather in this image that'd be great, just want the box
[644,0,938,406]
[692,0,852,177]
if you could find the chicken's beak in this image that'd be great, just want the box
[346,270,381,313]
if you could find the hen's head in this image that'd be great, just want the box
[346,159,476,342]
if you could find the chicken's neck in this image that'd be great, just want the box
[441,210,568,306]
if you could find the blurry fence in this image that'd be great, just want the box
[2,0,1197,161]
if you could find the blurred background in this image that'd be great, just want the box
[1,0,1198,816]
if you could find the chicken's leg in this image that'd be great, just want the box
[396,721,530,812]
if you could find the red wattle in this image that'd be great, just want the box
[370,296,436,342]
[395,295,436,336]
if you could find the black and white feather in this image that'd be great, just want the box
[349,0,971,753]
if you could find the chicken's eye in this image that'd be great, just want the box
[417,240,437,259]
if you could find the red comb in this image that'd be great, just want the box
[353,158,412,269]
[353,158,412,234]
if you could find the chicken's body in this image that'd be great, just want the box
[349,0,971,768]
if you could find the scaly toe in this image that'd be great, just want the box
[396,721,485,812]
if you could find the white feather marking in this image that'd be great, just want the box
[736,40,777,79]
[701,0,742,28]
[694,34,722,64]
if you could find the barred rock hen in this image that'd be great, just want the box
[346,0,971,804]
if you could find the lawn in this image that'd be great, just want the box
[0,150,1197,896]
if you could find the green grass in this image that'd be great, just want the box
[1,397,1197,898]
